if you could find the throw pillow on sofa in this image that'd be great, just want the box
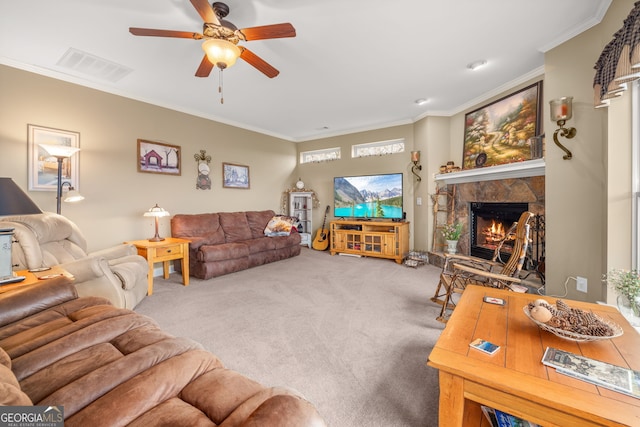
[264,216,299,236]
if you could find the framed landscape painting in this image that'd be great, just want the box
[137,139,181,175]
[222,163,250,189]
[28,124,80,191]
[463,81,542,170]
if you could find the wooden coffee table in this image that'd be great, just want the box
[427,285,640,427]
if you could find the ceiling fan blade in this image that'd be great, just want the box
[240,48,279,78]
[195,55,214,77]
[129,27,203,39]
[238,23,296,41]
[190,0,220,25]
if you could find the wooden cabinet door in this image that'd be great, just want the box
[382,234,397,256]
[363,234,383,255]
[331,230,347,251]
[344,232,362,252]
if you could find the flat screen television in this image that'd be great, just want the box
[333,173,403,220]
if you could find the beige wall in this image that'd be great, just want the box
[414,116,450,250]
[0,65,297,252]
[544,0,633,302]
[296,125,417,247]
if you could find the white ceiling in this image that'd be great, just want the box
[0,0,611,142]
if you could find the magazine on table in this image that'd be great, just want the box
[480,405,541,427]
[541,347,640,399]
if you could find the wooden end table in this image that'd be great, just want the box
[0,266,74,294]
[125,237,190,296]
[427,285,640,427]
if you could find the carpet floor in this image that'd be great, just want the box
[134,248,446,427]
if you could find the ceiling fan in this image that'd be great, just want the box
[129,0,296,79]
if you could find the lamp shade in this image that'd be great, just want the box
[202,39,241,69]
[39,144,80,158]
[63,189,85,203]
[143,204,170,218]
[0,178,42,216]
[144,204,170,242]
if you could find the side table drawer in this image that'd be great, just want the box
[156,244,183,258]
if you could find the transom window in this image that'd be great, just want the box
[351,139,405,158]
[299,147,341,164]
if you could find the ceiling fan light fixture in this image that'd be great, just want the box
[202,39,241,69]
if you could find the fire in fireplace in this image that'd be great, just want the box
[470,202,528,261]
[482,220,507,247]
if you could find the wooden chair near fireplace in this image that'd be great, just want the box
[431,211,535,323]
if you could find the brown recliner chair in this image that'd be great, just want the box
[0,212,148,309]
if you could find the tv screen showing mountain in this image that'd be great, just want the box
[333,173,403,219]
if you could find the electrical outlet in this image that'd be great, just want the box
[576,276,588,293]
[416,197,422,206]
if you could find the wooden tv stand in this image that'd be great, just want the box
[329,220,409,264]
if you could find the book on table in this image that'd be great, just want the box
[541,347,640,399]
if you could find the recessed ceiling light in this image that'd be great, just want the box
[466,60,488,71]
[414,98,429,106]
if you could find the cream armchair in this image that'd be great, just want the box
[0,212,147,309]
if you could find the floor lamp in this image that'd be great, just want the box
[38,144,83,214]
[0,177,42,283]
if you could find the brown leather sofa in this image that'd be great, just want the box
[0,277,325,426]
[171,210,301,280]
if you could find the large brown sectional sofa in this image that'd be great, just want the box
[171,210,302,280]
[0,277,325,426]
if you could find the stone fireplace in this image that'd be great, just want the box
[447,176,545,272]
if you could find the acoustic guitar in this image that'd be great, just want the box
[312,205,330,251]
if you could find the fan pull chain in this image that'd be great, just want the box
[218,69,224,104]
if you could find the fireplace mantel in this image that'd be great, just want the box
[434,159,545,184]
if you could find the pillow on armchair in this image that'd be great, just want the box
[264,216,299,237]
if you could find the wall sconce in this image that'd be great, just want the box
[411,151,422,181]
[549,97,577,160]
[144,204,170,242]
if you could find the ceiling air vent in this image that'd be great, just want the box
[56,48,132,83]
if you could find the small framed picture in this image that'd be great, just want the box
[222,163,250,189]
[28,124,80,191]
[137,139,181,175]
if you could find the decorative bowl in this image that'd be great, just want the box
[523,306,623,342]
